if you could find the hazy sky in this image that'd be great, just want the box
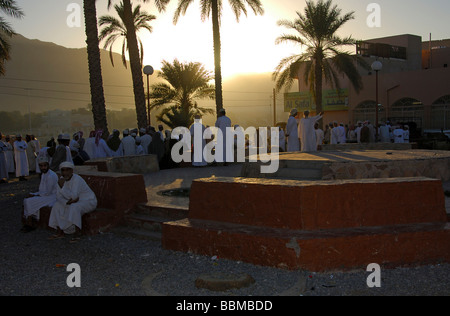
[5,0,450,78]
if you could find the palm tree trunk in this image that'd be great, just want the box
[123,0,148,129]
[83,0,108,135]
[211,0,224,115]
[314,59,323,129]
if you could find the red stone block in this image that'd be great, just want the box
[162,219,450,271]
[188,177,446,231]
[27,171,148,235]
[163,176,450,271]
[79,172,147,212]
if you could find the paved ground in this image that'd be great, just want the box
[1,163,449,296]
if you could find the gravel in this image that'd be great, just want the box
[1,174,449,296]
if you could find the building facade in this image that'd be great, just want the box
[285,34,450,132]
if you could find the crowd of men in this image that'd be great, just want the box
[0,124,176,184]
[0,109,238,240]
[284,109,411,153]
[0,108,414,240]
[0,124,173,240]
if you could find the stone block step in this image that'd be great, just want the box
[162,218,450,271]
[124,214,167,232]
[284,160,327,170]
[111,226,162,241]
[134,203,189,220]
[272,168,322,180]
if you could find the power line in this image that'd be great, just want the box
[1,77,277,95]
[0,77,133,88]
[0,85,134,98]
[0,91,133,107]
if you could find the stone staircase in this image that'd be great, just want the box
[112,203,189,241]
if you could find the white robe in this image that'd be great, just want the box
[26,140,38,172]
[23,169,58,219]
[140,134,152,155]
[14,140,29,177]
[190,121,207,167]
[121,135,136,156]
[337,126,346,144]
[286,116,300,152]
[215,115,232,162]
[0,141,8,179]
[315,128,324,148]
[298,115,322,152]
[331,127,339,145]
[49,174,97,232]
[94,139,112,159]
[393,129,404,143]
[65,146,74,164]
[4,142,15,173]
[136,144,144,155]
[403,130,410,143]
[83,137,96,160]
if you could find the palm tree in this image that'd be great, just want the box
[0,0,24,75]
[173,0,264,115]
[273,0,367,119]
[107,0,170,129]
[83,0,108,134]
[99,2,156,69]
[151,59,215,128]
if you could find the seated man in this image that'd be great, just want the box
[21,156,58,232]
[48,161,97,241]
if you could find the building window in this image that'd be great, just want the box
[353,100,385,124]
[431,95,450,130]
[389,98,424,128]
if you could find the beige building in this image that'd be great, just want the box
[285,34,450,133]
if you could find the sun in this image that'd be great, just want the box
[140,5,296,80]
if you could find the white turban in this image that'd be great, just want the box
[37,156,49,164]
[59,161,75,170]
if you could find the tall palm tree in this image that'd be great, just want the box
[84,0,108,134]
[273,0,367,119]
[151,59,215,128]
[173,0,264,115]
[99,2,156,69]
[107,0,170,129]
[0,0,24,75]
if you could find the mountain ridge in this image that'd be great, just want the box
[0,34,288,127]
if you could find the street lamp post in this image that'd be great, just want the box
[143,65,154,126]
[371,60,383,141]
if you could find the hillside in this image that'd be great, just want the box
[0,35,291,128]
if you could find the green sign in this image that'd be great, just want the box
[284,89,349,112]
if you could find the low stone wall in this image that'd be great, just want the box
[163,176,450,271]
[321,142,414,151]
[85,154,159,174]
[322,155,450,181]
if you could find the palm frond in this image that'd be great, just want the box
[0,0,24,19]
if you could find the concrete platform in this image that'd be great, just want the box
[162,176,450,271]
[242,150,450,181]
